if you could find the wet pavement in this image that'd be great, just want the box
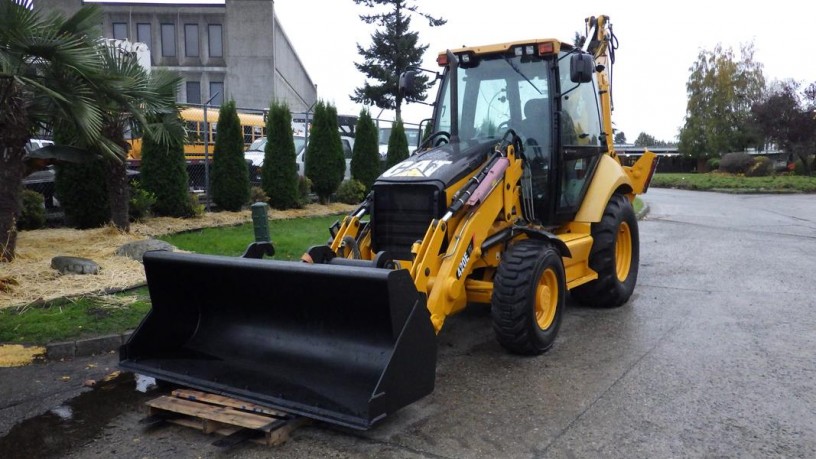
[1,188,815,458]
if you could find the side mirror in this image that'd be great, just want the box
[399,70,417,98]
[570,53,594,83]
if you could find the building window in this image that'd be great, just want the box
[184,24,199,57]
[186,81,201,104]
[161,23,176,57]
[136,23,151,45]
[208,24,223,57]
[209,81,224,106]
[113,22,127,40]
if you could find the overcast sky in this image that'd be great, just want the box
[271,0,814,143]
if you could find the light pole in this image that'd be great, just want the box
[203,91,220,212]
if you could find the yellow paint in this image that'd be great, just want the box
[0,344,45,367]
[574,155,632,223]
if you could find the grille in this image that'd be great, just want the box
[372,184,442,261]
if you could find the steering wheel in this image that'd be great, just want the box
[422,131,451,148]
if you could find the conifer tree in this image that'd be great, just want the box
[211,100,249,211]
[385,120,409,169]
[350,108,381,190]
[263,101,300,208]
[304,101,344,203]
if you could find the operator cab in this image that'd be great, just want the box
[419,41,606,226]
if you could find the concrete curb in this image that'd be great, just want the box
[44,201,653,362]
[45,330,133,361]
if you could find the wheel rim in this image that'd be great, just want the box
[615,221,632,282]
[535,268,559,330]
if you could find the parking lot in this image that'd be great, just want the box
[1,188,815,458]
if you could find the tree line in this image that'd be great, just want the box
[678,43,815,174]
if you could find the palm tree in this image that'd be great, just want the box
[0,0,111,261]
[88,42,182,231]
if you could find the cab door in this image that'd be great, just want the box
[554,53,606,224]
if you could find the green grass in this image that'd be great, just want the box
[0,287,151,345]
[159,214,343,259]
[633,197,644,214]
[651,173,816,192]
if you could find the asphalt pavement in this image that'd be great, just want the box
[1,188,814,458]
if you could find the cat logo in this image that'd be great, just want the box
[382,159,452,178]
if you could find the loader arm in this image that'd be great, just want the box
[412,144,524,332]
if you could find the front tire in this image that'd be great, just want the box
[491,240,565,355]
[571,193,639,308]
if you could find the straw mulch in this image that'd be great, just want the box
[0,203,355,309]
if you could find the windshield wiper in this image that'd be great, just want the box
[503,57,542,95]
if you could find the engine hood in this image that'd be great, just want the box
[375,139,496,189]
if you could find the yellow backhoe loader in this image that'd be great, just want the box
[120,15,657,431]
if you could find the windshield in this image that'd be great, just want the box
[378,128,420,146]
[248,135,306,152]
[434,54,551,142]
[248,137,266,151]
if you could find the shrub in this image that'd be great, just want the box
[55,160,110,229]
[211,100,250,211]
[262,101,299,209]
[719,152,754,174]
[17,189,46,230]
[250,186,269,204]
[335,179,366,204]
[139,117,195,217]
[297,176,313,207]
[385,121,409,169]
[350,108,381,191]
[706,157,720,170]
[745,156,773,177]
[128,180,156,222]
[188,193,205,216]
[304,101,345,203]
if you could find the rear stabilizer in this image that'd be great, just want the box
[120,251,437,430]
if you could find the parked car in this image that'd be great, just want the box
[296,136,354,180]
[22,139,139,209]
[378,127,421,158]
[244,135,307,167]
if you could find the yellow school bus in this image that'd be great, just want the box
[127,107,266,161]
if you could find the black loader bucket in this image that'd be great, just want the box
[120,251,437,430]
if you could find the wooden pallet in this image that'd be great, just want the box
[143,389,309,447]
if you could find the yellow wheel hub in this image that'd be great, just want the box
[615,221,632,282]
[535,268,558,330]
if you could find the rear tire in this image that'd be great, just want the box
[571,193,639,308]
[491,240,565,355]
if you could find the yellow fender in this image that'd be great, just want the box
[574,155,633,223]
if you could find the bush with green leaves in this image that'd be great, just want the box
[350,109,381,190]
[55,160,110,229]
[746,156,773,177]
[211,100,250,211]
[706,157,720,171]
[304,101,345,203]
[297,176,313,207]
[139,120,194,217]
[335,179,367,204]
[719,152,754,174]
[262,101,300,209]
[128,180,156,222]
[17,189,46,230]
[385,120,409,169]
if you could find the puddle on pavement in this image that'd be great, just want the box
[0,372,151,459]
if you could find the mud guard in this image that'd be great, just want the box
[120,251,437,430]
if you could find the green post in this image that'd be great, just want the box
[251,202,270,242]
